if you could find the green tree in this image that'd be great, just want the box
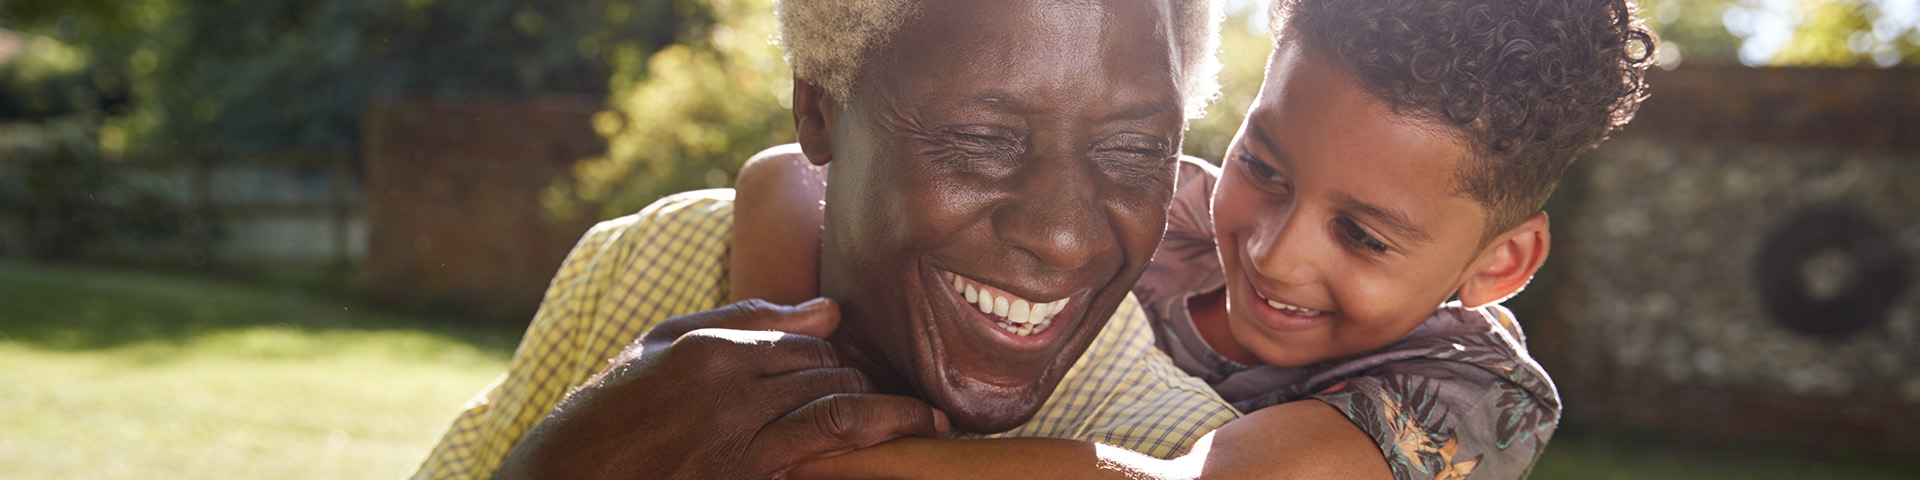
[1183,5,1276,164]
[1641,0,1749,66]
[550,0,792,218]
[1638,0,1919,68]
[2,0,686,158]
[1771,0,1920,66]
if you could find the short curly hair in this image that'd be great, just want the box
[775,0,1224,120]
[1275,0,1656,235]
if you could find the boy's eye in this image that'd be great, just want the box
[1337,217,1390,253]
[1237,153,1287,188]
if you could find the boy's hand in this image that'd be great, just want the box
[493,299,949,480]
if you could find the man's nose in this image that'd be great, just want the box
[994,151,1110,272]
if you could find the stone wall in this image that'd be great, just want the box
[360,95,604,323]
[1541,66,1920,451]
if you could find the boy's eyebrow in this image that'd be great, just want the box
[1335,192,1433,245]
[1244,114,1287,164]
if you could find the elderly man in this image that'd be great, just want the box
[412,1,1235,478]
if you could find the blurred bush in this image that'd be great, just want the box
[1,0,685,157]
[0,0,693,258]
[546,0,794,218]
[1642,0,1920,68]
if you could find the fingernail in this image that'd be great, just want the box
[798,297,829,311]
[931,408,951,435]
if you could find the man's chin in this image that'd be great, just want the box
[930,388,1050,434]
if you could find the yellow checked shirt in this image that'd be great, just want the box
[411,189,1240,480]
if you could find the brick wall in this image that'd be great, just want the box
[1540,66,1920,452]
[360,95,605,323]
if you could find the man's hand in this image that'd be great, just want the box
[492,298,949,480]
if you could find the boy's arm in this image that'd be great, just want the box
[730,143,829,305]
[791,400,1391,480]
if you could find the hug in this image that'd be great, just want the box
[415,0,1653,478]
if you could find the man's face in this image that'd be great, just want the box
[815,0,1185,433]
[1211,37,1495,368]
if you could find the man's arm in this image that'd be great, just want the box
[491,299,949,479]
[413,191,945,480]
[791,400,1392,480]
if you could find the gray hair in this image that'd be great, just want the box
[774,0,1224,120]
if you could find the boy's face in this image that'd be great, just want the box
[1211,37,1496,368]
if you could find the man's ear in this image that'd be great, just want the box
[792,78,835,166]
[1458,212,1551,308]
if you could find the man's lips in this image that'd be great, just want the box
[938,270,1073,338]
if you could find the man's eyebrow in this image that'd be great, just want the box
[1335,192,1434,245]
[968,91,1037,115]
[1098,101,1176,123]
[962,92,1175,123]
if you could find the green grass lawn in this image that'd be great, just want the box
[0,261,519,479]
[1,261,1914,479]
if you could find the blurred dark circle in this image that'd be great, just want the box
[1753,205,1908,339]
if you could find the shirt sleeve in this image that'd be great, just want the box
[1308,358,1559,480]
[1162,157,1219,256]
[1133,156,1221,321]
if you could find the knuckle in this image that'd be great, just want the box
[788,335,839,367]
[811,395,858,439]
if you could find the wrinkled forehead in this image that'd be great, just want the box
[853,0,1183,120]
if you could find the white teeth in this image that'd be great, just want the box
[944,272,1069,337]
[1265,298,1323,316]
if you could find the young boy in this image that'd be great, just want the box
[734,0,1654,477]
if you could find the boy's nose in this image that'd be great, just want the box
[1247,214,1322,288]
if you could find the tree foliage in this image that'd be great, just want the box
[2,0,685,159]
[1770,0,1920,67]
[1641,0,1919,68]
[549,0,794,218]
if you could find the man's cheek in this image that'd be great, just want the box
[1112,196,1173,253]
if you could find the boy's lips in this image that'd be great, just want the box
[1241,270,1332,332]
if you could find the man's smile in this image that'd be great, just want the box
[938,269,1076,338]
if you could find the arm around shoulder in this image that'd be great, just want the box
[791,400,1391,480]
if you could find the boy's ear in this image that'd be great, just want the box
[1458,212,1551,308]
[792,78,835,166]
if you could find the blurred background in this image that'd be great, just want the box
[0,0,1914,477]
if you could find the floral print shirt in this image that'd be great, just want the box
[1132,158,1561,479]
